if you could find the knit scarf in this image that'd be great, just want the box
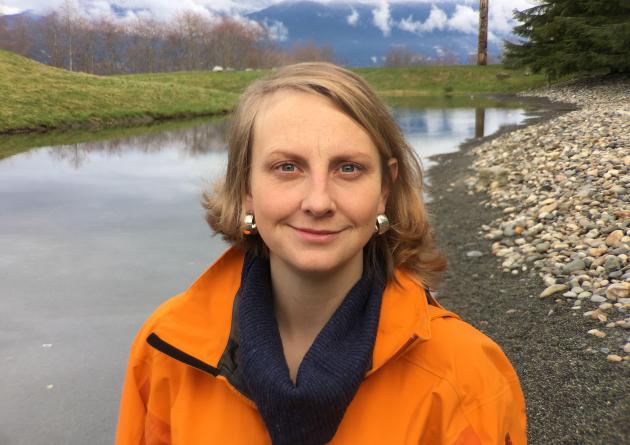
[237,252,385,445]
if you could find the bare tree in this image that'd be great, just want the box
[287,41,334,64]
[0,15,32,56]
[73,16,100,73]
[385,45,427,67]
[0,18,8,50]
[94,16,122,74]
[58,0,81,71]
[0,7,302,73]
[38,13,64,67]
[209,18,265,69]
[171,11,212,70]
[127,16,164,73]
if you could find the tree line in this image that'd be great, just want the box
[0,6,335,74]
[504,0,630,79]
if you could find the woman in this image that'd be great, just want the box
[116,62,527,445]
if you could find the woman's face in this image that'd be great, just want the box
[246,89,396,277]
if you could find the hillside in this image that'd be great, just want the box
[0,50,238,134]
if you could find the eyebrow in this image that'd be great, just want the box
[264,148,375,164]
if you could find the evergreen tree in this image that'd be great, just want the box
[503,0,630,80]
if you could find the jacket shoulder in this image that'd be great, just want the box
[403,310,527,443]
[404,312,522,407]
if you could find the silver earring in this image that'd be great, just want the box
[375,214,390,235]
[243,213,257,236]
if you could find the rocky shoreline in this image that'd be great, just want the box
[426,78,629,444]
[471,77,630,363]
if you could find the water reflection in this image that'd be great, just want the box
[45,118,230,169]
[393,106,525,171]
[0,98,529,445]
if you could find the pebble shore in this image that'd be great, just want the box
[468,77,630,364]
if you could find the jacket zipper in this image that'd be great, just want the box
[146,333,220,377]
[147,333,259,408]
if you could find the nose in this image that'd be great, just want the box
[300,172,336,217]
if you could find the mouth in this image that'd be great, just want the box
[290,226,345,243]
[293,227,342,235]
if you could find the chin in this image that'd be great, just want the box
[286,251,360,277]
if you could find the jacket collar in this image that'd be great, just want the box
[149,247,436,379]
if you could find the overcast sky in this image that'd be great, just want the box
[0,0,536,39]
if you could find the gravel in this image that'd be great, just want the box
[425,77,630,445]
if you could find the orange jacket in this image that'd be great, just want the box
[116,248,527,444]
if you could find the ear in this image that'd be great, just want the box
[243,192,253,213]
[379,157,398,213]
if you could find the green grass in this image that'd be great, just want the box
[0,50,238,134]
[119,70,268,94]
[356,65,547,96]
[125,65,547,98]
[0,49,547,138]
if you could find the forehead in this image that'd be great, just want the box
[251,89,378,157]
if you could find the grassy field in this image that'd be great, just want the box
[121,70,266,94]
[0,50,238,134]
[356,65,547,95]
[126,65,547,97]
[0,49,547,137]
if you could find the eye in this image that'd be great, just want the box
[273,162,299,174]
[280,163,295,172]
[338,163,362,176]
[340,164,356,173]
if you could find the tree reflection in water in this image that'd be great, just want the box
[47,118,230,169]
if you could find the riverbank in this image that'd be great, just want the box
[0,48,546,137]
[426,78,629,444]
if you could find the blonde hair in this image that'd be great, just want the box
[202,62,447,289]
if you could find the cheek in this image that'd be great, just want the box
[250,185,298,225]
[339,187,382,223]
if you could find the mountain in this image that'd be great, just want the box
[245,1,506,66]
[0,1,509,68]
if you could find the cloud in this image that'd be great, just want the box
[398,5,447,33]
[2,0,539,39]
[396,1,533,37]
[262,18,288,41]
[422,5,448,31]
[0,0,253,20]
[371,0,391,37]
[0,4,22,14]
[395,5,477,35]
[346,6,359,26]
[490,0,533,35]
[447,4,477,34]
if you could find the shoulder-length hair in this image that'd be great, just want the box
[202,62,447,290]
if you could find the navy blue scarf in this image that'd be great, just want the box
[237,252,385,445]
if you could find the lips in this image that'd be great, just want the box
[290,226,345,243]
[294,227,342,235]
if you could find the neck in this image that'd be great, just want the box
[269,253,364,341]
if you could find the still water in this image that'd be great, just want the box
[0,98,527,445]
